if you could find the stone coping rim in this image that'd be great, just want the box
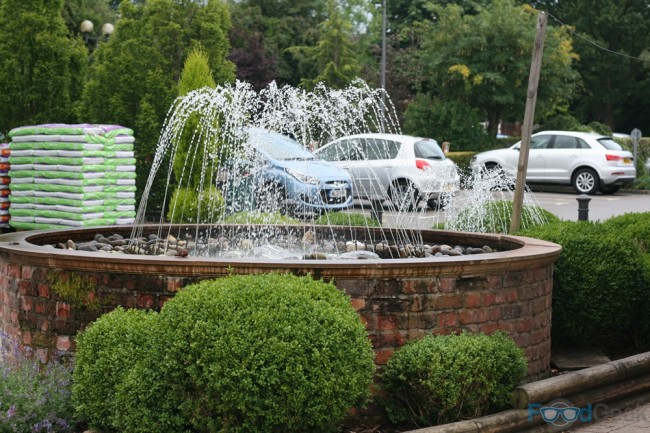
[0,225,562,277]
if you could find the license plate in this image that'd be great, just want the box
[443,183,455,192]
[330,188,347,198]
[624,158,632,164]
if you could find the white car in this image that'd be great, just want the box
[315,133,460,210]
[470,130,636,194]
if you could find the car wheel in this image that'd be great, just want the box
[390,180,418,212]
[427,193,453,211]
[256,183,288,214]
[599,184,620,195]
[572,168,599,195]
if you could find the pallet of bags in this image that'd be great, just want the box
[8,124,136,230]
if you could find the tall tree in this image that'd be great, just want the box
[0,0,87,135]
[406,0,579,139]
[531,0,650,133]
[287,0,361,90]
[79,0,235,210]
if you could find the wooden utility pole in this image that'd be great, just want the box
[510,11,547,233]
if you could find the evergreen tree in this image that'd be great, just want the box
[0,0,87,135]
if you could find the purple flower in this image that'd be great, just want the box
[7,404,16,418]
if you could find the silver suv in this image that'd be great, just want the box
[470,131,636,194]
[316,133,460,210]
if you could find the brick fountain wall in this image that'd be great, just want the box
[0,227,560,381]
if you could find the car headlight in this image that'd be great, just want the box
[285,168,319,185]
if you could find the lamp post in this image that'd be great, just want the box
[80,19,114,51]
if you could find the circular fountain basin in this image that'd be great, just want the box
[0,225,560,380]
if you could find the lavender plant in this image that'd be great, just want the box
[0,333,76,432]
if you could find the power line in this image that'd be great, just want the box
[545,11,650,63]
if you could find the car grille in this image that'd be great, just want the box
[321,181,351,204]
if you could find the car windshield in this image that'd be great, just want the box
[249,131,316,161]
[414,140,445,159]
[597,138,623,151]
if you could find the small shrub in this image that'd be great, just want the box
[0,333,76,432]
[166,185,224,223]
[381,332,527,428]
[314,211,381,227]
[115,274,375,433]
[519,220,649,349]
[442,200,559,233]
[222,210,300,225]
[603,212,650,253]
[72,308,158,432]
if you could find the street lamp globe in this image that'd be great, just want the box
[101,23,114,38]
[80,20,94,34]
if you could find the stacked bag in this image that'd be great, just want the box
[7,124,136,230]
[0,142,9,229]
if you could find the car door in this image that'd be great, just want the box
[355,138,400,198]
[543,134,589,182]
[525,134,553,181]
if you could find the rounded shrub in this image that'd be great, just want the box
[116,273,375,433]
[381,332,527,428]
[72,307,158,432]
[222,210,300,225]
[314,211,381,227]
[519,220,649,349]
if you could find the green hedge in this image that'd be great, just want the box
[314,211,381,227]
[518,220,650,349]
[167,185,225,223]
[74,274,375,433]
[381,332,527,428]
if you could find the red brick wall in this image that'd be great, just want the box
[0,259,553,380]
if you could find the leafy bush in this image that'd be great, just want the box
[603,212,650,253]
[518,220,649,349]
[72,308,158,432]
[109,274,375,433]
[403,95,489,151]
[381,332,527,428]
[442,200,560,233]
[0,333,76,432]
[166,185,225,223]
[222,210,301,225]
[314,211,381,227]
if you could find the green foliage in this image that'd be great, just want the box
[403,95,489,151]
[537,115,612,136]
[223,210,301,225]
[404,0,579,139]
[288,0,361,90]
[0,0,87,135]
[166,186,225,224]
[173,46,217,187]
[314,211,381,227]
[113,274,375,433]
[48,272,99,312]
[0,334,76,432]
[381,332,527,427]
[603,212,650,253]
[518,220,650,349]
[443,200,559,233]
[72,308,158,432]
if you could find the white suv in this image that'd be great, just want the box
[316,133,460,210]
[470,130,636,194]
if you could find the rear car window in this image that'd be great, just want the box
[414,140,445,159]
[597,138,623,151]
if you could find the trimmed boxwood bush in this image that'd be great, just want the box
[72,307,158,432]
[381,332,527,428]
[167,185,225,223]
[518,220,649,349]
[440,200,559,233]
[223,210,301,225]
[104,273,374,433]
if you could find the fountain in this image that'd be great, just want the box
[0,80,560,380]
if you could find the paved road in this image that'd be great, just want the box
[351,188,650,230]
